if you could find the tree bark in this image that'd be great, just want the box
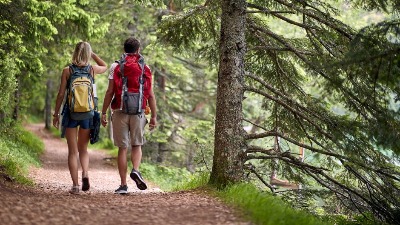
[155,67,168,162]
[209,0,247,187]
[45,79,53,130]
[12,75,21,122]
[157,142,167,163]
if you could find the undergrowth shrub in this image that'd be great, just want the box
[0,125,44,184]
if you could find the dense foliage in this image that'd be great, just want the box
[0,0,108,126]
[2,0,400,224]
[157,0,400,224]
[1,0,215,170]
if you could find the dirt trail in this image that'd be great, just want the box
[0,123,251,225]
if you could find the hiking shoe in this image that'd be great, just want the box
[130,169,147,190]
[69,185,80,195]
[114,185,128,194]
[82,177,90,191]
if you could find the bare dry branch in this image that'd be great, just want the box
[245,163,276,192]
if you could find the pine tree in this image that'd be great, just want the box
[158,0,400,223]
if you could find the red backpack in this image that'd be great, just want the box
[111,53,151,114]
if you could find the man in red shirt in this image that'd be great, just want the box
[101,37,157,194]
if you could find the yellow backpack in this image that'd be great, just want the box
[67,65,95,120]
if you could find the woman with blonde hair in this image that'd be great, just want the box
[53,41,107,194]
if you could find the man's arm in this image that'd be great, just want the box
[148,89,157,130]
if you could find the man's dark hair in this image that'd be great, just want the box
[124,37,140,53]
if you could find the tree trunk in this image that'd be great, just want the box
[186,145,195,173]
[157,142,167,163]
[12,75,21,121]
[45,79,53,130]
[155,67,168,162]
[209,0,247,187]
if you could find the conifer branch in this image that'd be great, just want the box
[245,72,328,124]
[173,56,207,69]
[246,10,293,14]
[245,85,333,140]
[250,46,314,55]
[246,131,350,160]
[243,89,399,182]
[247,3,318,31]
[305,169,396,221]
[304,170,370,213]
[247,19,322,68]
[272,0,354,39]
[246,131,277,140]
[306,26,342,57]
[243,118,269,132]
[273,55,307,95]
[246,145,275,153]
[292,113,327,150]
[305,27,325,55]
[246,152,329,172]
[251,31,315,57]
[248,19,381,121]
[245,153,371,201]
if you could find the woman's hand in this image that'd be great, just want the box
[52,115,60,129]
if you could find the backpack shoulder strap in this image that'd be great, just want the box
[138,54,145,71]
[117,54,127,77]
[118,54,128,109]
[137,54,146,113]
[84,64,92,72]
[67,64,76,88]
[69,64,76,75]
[86,65,95,83]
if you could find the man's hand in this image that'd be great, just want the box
[101,114,108,127]
[149,117,157,131]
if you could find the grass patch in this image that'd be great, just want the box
[171,171,210,191]
[139,162,192,191]
[48,125,61,137]
[218,183,331,225]
[0,125,44,184]
[90,138,118,152]
[170,173,332,225]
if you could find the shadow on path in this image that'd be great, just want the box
[0,123,250,225]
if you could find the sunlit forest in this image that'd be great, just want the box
[1,0,400,224]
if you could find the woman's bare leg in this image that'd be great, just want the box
[77,128,91,178]
[65,128,79,186]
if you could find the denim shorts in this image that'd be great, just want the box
[64,118,91,129]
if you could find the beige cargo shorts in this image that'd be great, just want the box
[111,110,147,148]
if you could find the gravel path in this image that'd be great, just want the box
[0,123,251,225]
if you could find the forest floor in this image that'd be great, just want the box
[0,123,251,225]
